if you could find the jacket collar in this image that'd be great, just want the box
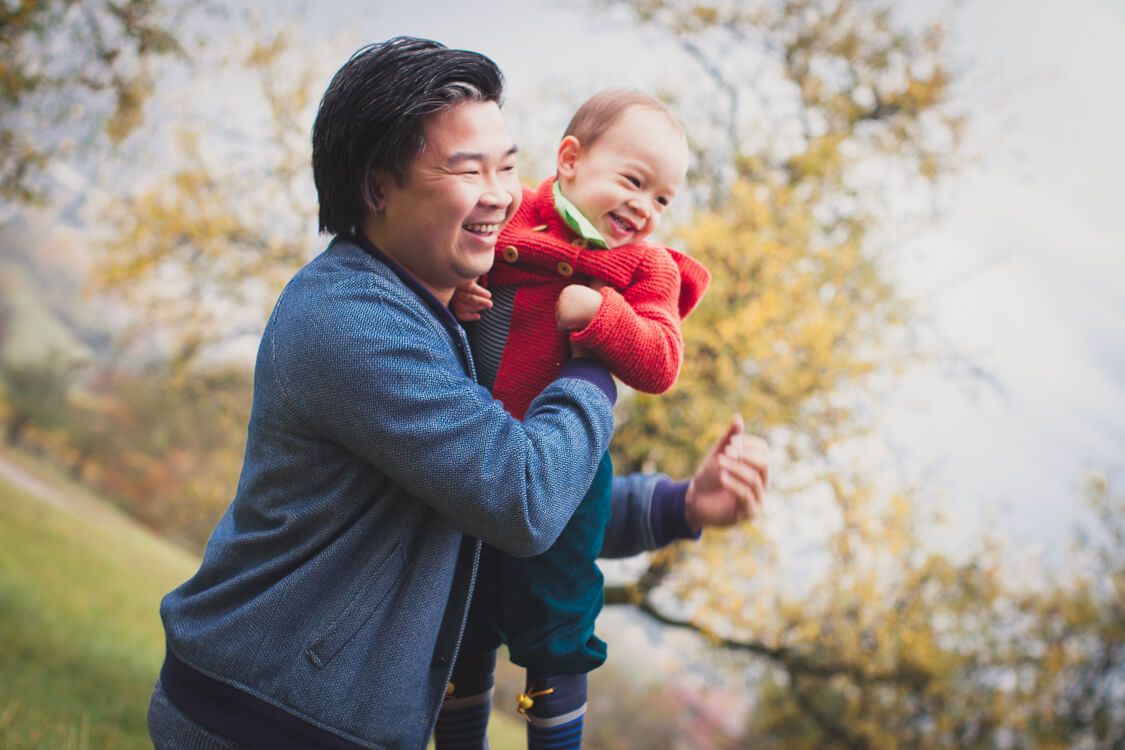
[344,232,462,333]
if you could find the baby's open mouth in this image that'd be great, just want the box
[608,213,636,234]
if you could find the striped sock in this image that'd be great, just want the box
[434,691,492,750]
[528,714,584,750]
[434,650,497,750]
[523,672,587,750]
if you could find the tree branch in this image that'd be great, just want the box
[606,581,933,689]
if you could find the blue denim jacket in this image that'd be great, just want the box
[158,237,680,749]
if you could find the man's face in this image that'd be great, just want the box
[369,100,520,303]
[557,106,688,248]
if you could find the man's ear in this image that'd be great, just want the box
[556,136,582,180]
[365,169,387,214]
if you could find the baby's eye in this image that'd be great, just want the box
[656,196,669,206]
[625,175,641,187]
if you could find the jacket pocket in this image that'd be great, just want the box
[304,541,406,669]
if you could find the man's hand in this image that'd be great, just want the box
[555,283,603,332]
[684,414,769,531]
[450,279,492,322]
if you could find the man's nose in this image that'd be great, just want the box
[480,177,514,209]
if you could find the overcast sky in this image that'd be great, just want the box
[883,0,1125,557]
[176,0,1125,563]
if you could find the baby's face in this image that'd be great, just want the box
[558,107,688,248]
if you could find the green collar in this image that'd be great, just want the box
[552,179,608,249]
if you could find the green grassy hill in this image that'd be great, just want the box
[0,450,526,749]
[0,463,197,748]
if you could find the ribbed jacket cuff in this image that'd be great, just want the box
[558,358,616,405]
[650,479,700,547]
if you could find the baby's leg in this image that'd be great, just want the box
[436,545,505,750]
[434,648,498,750]
[504,451,615,749]
[520,671,587,750]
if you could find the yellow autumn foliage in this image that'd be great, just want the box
[601,0,1123,745]
[70,2,1124,745]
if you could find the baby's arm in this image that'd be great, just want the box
[570,250,705,394]
[450,279,492,322]
[555,280,606,332]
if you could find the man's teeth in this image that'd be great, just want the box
[464,223,499,233]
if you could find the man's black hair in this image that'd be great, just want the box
[312,36,505,236]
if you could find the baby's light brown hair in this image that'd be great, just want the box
[563,88,684,147]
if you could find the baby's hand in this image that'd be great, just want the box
[556,283,603,332]
[450,280,492,322]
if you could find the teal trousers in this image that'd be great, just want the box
[460,451,613,674]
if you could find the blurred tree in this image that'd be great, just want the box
[595,1,1123,746]
[1025,476,1125,748]
[77,3,1123,745]
[0,352,76,444]
[95,27,320,370]
[0,0,191,206]
[607,475,1125,746]
[0,288,10,350]
[608,0,961,481]
[65,364,252,548]
[0,22,327,552]
[61,394,107,480]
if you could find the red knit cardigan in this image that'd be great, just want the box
[482,178,711,420]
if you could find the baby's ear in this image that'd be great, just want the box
[556,136,582,179]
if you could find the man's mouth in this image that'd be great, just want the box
[463,222,501,235]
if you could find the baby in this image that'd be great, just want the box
[438,89,710,750]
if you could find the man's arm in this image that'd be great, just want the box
[602,415,769,558]
[602,473,693,559]
[271,267,616,558]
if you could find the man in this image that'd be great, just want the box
[148,37,768,750]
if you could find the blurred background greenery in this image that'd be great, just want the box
[2,0,1123,748]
